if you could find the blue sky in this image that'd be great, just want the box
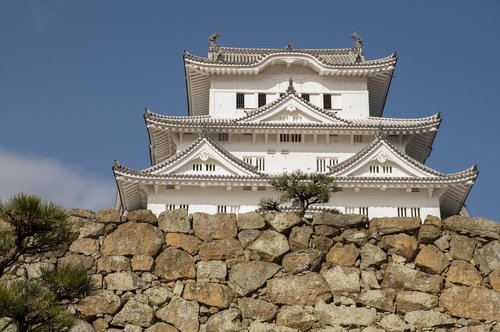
[0,1,499,220]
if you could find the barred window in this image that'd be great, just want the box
[258,93,267,107]
[317,157,339,172]
[301,93,310,102]
[243,157,265,171]
[354,135,363,143]
[323,94,332,110]
[217,205,227,213]
[236,93,245,109]
[279,133,301,143]
[218,133,229,142]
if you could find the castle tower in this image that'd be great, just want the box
[113,34,477,219]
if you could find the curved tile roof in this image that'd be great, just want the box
[184,47,396,68]
[114,132,266,178]
[144,108,441,131]
[330,136,478,181]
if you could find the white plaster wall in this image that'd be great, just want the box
[209,67,369,119]
[147,186,280,216]
[146,185,441,220]
[172,133,407,175]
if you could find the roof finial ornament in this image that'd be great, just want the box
[200,128,209,139]
[209,32,221,52]
[286,77,296,94]
[375,122,386,140]
[351,32,363,49]
[285,43,293,51]
[351,32,364,63]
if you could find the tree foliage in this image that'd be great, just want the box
[0,279,76,331]
[269,170,337,217]
[257,197,282,214]
[41,265,96,300]
[0,193,76,275]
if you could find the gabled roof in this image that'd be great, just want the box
[329,136,478,217]
[185,46,396,68]
[113,133,267,211]
[236,93,351,124]
[116,132,265,178]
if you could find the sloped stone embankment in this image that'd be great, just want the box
[1,209,499,331]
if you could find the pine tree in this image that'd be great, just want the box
[269,170,337,217]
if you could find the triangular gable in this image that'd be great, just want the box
[147,135,262,177]
[331,138,444,178]
[237,94,349,125]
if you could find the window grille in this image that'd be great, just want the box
[369,165,380,173]
[205,164,216,171]
[179,204,189,210]
[280,134,290,142]
[217,205,227,213]
[301,93,310,102]
[166,204,176,211]
[317,157,338,172]
[346,207,369,217]
[323,94,332,110]
[230,206,240,214]
[354,135,363,143]
[258,93,266,107]
[218,133,229,142]
[397,207,407,217]
[236,93,245,109]
[359,207,369,217]
[382,166,393,173]
[243,157,265,171]
[192,164,202,171]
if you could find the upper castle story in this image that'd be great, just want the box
[183,33,397,119]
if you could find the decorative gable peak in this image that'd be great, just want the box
[331,137,445,179]
[237,93,349,125]
[151,134,262,177]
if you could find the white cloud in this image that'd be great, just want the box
[0,149,116,211]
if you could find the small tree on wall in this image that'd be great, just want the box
[269,170,337,217]
[0,193,76,275]
[0,193,95,331]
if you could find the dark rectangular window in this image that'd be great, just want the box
[236,93,245,109]
[323,94,332,110]
[258,93,266,107]
[301,94,310,102]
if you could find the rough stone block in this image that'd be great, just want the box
[158,209,190,234]
[192,213,237,241]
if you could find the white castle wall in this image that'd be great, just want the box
[173,133,406,175]
[146,185,442,219]
[209,66,369,119]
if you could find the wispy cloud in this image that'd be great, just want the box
[0,148,116,211]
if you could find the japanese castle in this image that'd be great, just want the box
[113,33,477,219]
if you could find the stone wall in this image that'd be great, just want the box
[1,209,500,332]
